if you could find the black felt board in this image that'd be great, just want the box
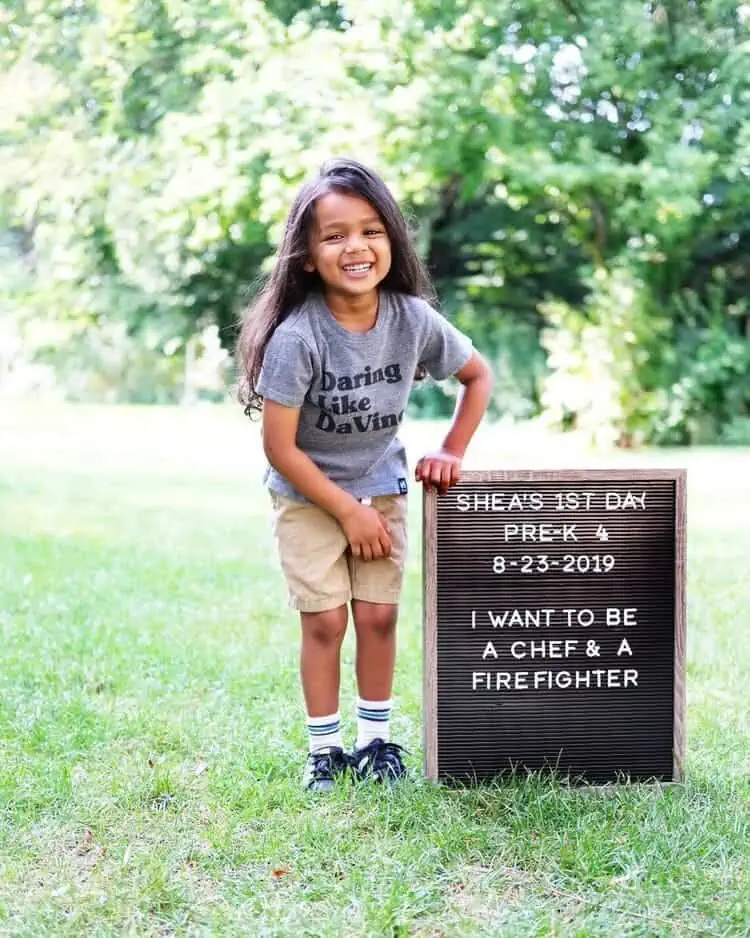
[423,471,686,785]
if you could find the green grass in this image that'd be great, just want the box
[0,402,748,937]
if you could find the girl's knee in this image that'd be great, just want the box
[354,604,397,639]
[302,609,347,647]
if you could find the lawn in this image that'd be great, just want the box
[0,402,748,937]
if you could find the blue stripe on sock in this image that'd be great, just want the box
[357,709,390,720]
[309,722,341,734]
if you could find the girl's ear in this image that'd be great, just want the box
[303,260,315,273]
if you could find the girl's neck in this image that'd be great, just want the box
[323,288,379,333]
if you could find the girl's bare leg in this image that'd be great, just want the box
[351,600,398,700]
[299,605,348,716]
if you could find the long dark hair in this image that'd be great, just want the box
[237,158,435,414]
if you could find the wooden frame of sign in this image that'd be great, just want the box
[423,469,686,785]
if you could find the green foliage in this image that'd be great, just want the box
[542,270,750,446]
[540,268,668,446]
[656,281,750,444]
[1,1,749,441]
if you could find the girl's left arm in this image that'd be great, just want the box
[415,350,493,494]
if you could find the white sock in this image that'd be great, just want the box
[355,697,392,750]
[307,711,343,754]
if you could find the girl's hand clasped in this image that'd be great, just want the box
[340,503,392,561]
[415,449,463,495]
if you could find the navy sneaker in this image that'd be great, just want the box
[302,747,349,793]
[350,738,407,784]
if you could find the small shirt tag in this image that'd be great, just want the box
[398,477,408,495]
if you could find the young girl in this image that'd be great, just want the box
[238,158,492,791]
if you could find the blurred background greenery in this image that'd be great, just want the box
[1,0,749,446]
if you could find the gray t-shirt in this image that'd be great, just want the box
[256,290,473,501]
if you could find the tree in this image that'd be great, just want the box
[1,1,748,438]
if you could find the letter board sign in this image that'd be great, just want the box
[423,470,686,784]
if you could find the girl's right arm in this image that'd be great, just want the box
[263,399,392,561]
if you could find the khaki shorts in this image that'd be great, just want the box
[270,493,408,613]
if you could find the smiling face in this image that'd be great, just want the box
[305,191,392,305]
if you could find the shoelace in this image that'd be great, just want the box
[310,751,345,779]
[354,740,409,774]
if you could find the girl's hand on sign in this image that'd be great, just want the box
[340,503,392,561]
[415,450,463,495]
